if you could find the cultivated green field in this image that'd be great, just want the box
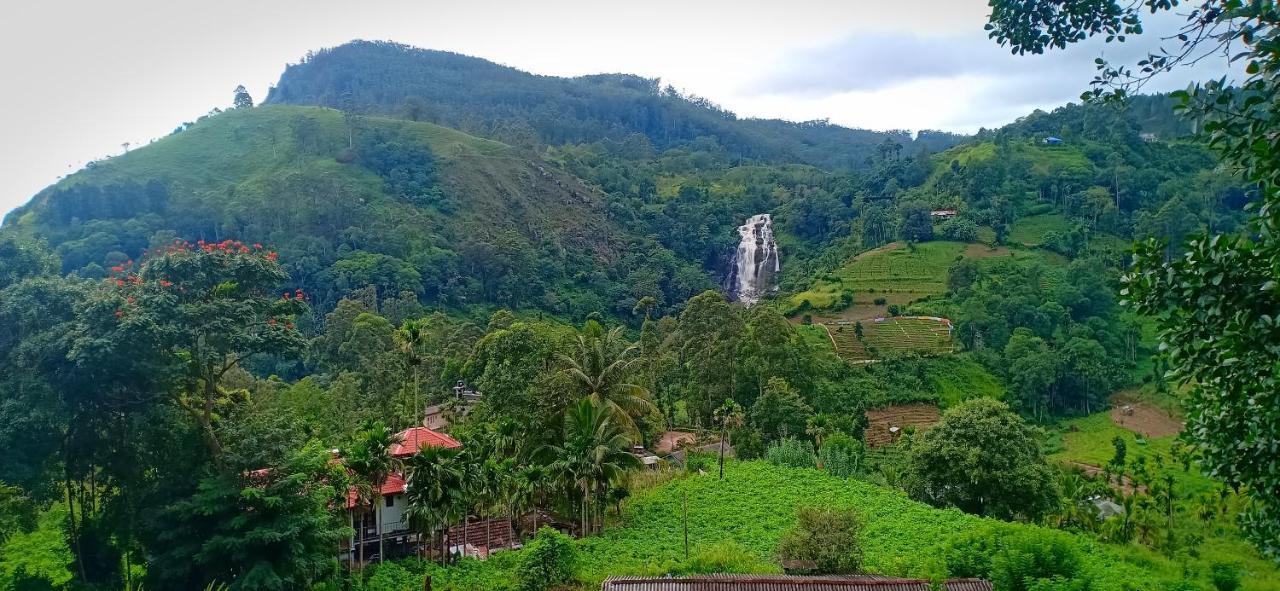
[789,241,966,311]
[372,461,1276,591]
[1009,213,1071,247]
[862,317,955,357]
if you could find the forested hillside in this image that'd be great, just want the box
[266,41,967,170]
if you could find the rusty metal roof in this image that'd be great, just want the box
[600,575,992,591]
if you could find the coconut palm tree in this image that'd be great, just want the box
[539,397,642,536]
[404,445,465,565]
[347,421,400,565]
[559,322,657,434]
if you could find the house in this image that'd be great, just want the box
[343,426,462,564]
[1139,132,1158,142]
[600,575,993,591]
[424,380,484,430]
[930,209,958,220]
[1043,136,1064,145]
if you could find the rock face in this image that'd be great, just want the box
[727,213,779,305]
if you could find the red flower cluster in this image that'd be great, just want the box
[282,288,307,301]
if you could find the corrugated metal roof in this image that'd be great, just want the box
[600,575,990,591]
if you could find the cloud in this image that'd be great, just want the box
[741,10,1239,131]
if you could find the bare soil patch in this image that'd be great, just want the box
[1066,461,1147,495]
[1111,402,1183,438]
[865,403,941,447]
[963,243,1012,259]
[656,430,698,454]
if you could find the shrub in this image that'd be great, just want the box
[682,540,775,575]
[802,314,812,325]
[776,506,864,574]
[362,562,419,591]
[818,435,865,479]
[1209,562,1242,591]
[887,304,901,316]
[942,526,1085,591]
[517,527,578,591]
[765,438,816,468]
[873,297,887,306]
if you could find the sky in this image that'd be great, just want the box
[0,0,1234,218]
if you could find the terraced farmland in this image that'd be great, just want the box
[789,241,965,311]
[863,316,955,356]
[824,323,872,361]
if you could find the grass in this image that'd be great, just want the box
[399,461,1275,591]
[922,354,1005,407]
[1009,213,1071,247]
[790,241,966,311]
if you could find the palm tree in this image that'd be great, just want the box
[397,318,426,424]
[539,397,642,536]
[404,445,465,565]
[559,322,657,434]
[517,464,549,535]
[347,421,400,566]
[714,399,744,480]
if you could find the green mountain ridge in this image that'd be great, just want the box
[3,105,712,317]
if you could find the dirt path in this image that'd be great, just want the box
[1111,402,1183,438]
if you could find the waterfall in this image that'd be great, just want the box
[728,213,779,305]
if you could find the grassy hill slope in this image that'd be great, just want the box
[398,461,1273,591]
[3,106,708,317]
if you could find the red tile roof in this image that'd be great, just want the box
[345,472,407,509]
[391,426,461,457]
[344,427,461,509]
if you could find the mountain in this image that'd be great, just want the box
[2,106,713,318]
[265,40,968,169]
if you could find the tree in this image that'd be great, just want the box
[904,399,1058,520]
[233,85,253,109]
[396,318,426,424]
[70,241,307,471]
[749,377,812,442]
[677,291,744,423]
[776,506,864,574]
[713,399,744,479]
[986,0,1280,558]
[147,441,346,591]
[898,201,934,242]
[347,421,400,566]
[540,398,640,536]
[403,444,464,565]
[558,321,657,434]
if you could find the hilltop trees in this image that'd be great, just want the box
[233,85,253,109]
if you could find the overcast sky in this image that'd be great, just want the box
[0,0,1233,218]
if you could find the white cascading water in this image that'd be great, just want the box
[728,213,780,305]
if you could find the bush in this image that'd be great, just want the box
[517,527,578,591]
[1209,562,1241,591]
[887,304,901,316]
[362,562,419,591]
[873,297,887,306]
[681,540,775,575]
[765,438,816,468]
[818,435,865,479]
[943,526,1084,591]
[776,506,864,574]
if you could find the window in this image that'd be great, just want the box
[385,495,395,508]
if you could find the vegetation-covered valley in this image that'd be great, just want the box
[2,2,1279,589]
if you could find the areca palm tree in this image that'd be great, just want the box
[396,318,426,423]
[559,322,657,434]
[539,397,642,536]
[403,445,465,565]
[347,421,400,565]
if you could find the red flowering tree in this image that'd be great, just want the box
[80,240,307,471]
